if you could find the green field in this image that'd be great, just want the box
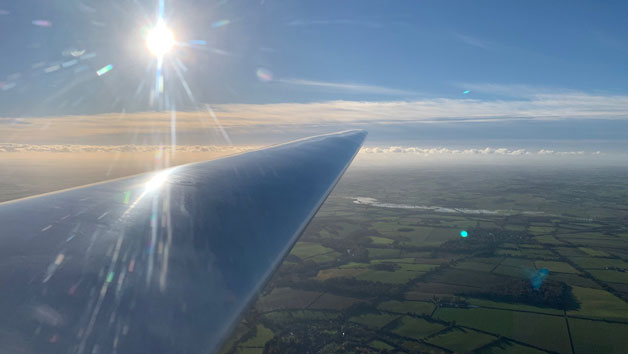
[587,269,628,284]
[396,263,437,272]
[309,251,341,263]
[569,256,628,269]
[264,310,340,326]
[370,236,394,245]
[434,307,571,353]
[478,341,547,354]
[549,272,601,289]
[534,260,580,274]
[255,287,322,312]
[238,324,274,348]
[390,316,445,340]
[467,298,563,315]
[453,260,497,272]
[316,268,367,280]
[567,286,628,320]
[426,328,496,352]
[309,293,363,310]
[372,257,416,264]
[492,264,531,278]
[356,269,423,284]
[579,247,611,257]
[529,225,555,235]
[500,258,535,268]
[367,248,402,258]
[378,300,435,316]
[368,340,394,351]
[234,348,262,354]
[349,312,398,329]
[534,235,564,245]
[569,318,628,354]
[289,242,334,259]
[339,262,369,269]
[428,268,508,288]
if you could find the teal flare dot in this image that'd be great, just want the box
[460,230,468,237]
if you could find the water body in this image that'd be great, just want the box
[351,197,546,216]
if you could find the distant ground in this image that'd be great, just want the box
[2,154,627,354]
[222,165,628,354]
[0,150,245,202]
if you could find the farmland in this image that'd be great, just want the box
[223,166,628,353]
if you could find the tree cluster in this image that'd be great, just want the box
[459,279,579,310]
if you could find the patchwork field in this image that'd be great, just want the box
[223,167,628,354]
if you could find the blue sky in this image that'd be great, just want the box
[0,0,627,151]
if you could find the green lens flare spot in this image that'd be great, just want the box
[123,191,131,204]
[460,230,468,238]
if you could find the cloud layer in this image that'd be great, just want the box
[0,143,257,154]
[1,86,627,144]
[0,143,602,159]
[361,146,597,156]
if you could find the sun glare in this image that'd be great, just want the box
[146,21,175,57]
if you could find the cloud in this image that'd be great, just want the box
[286,19,382,28]
[353,146,624,166]
[278,78,417,96]
[453,83,579,99]
[455,33,492,50]
[0,143,258,154]
[0,143,598,160]
[361,146,593,156]
[213,91,628,125]
[1,86,628,143]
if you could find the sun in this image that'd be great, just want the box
[146,20,175,57]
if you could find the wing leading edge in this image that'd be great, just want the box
[0,130,367,354]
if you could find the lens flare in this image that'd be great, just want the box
[32,20,52,27]
[212,19,231,28]
[146,21,175,57]
[96,64,113,76]
[256,68,273,82]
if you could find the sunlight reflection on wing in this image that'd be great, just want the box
[145,169,172,193]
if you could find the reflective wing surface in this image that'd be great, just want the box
[0,130,367,354]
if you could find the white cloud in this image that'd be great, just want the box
[361,146,597,157]
[0,143,599,160]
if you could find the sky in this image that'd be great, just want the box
[1,0,627,156]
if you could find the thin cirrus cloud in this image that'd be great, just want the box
[455,33,492,50]
[453,82,581,98]
[286,19,382,28]
[277,78,418,96]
